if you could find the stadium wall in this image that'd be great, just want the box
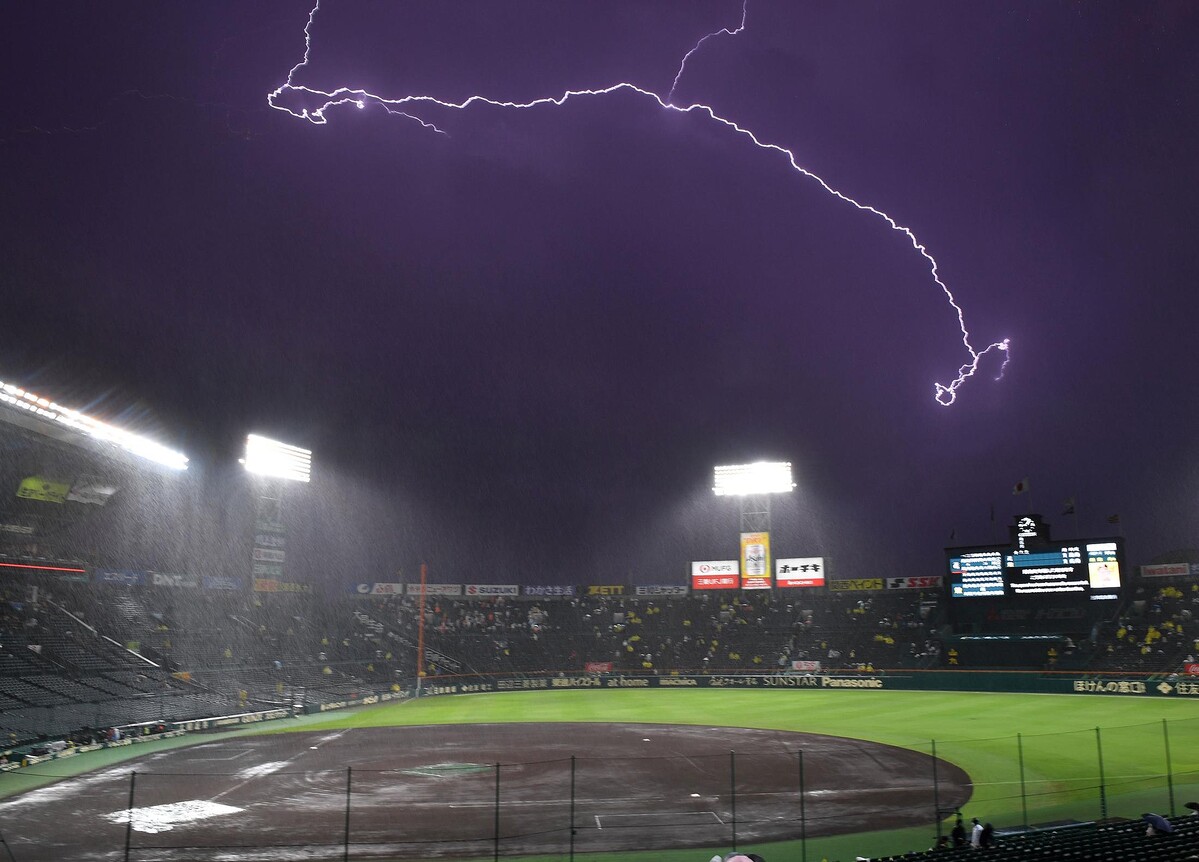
[386,669,1198,704]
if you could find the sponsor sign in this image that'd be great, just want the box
[251,516,286,584]
[634,585,689,596]
[586,585,626,596]
[740,532,771,590]
[97,569,146,586]
[691,561,738,576]
[404,583,462,596]
[66,477,118,506]
[524,585,575,597]
[776,557,825,588]
[253,578,311,593]
[203,575,242,590]
[585,662,614,673]
[692,573,739,590]
[828,578,884,591]
[885,576,943,590]
[1185,664,1199,676]
[791,660,822,671]
[362,582,404,595]
[151,572,198,589]
[1071,679,1149,695]
[464,584,520,597]
[691,561,739,590]
[16,476,69,504]
[1141,563,1191,578]
[1156,681,1199,696]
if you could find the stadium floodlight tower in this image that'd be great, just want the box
[242,434,312,484]
[712,461,795,532]
[241,434,312,600]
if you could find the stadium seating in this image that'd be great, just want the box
[867,814,1199,862]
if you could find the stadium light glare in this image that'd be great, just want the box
[0,378,189,471]
[243,434,312,483]
[712,462,795,496]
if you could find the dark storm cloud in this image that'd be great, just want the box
[2,2,1197,583]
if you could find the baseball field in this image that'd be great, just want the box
[1,687,1196,861]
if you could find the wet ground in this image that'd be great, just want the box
[0,722,971,859]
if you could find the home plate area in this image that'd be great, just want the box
[0,723,971,860]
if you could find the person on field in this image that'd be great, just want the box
[970,818,983,848]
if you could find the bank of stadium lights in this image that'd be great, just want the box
[712,462,795,496]
[241,434,312,483]
[0,378,189,471]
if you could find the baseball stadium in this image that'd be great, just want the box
[0,379,1197,862]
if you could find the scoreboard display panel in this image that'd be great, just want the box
[947,515,1124,631]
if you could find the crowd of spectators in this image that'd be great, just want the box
[1,572,1197,749]
[1088,582,1199,674]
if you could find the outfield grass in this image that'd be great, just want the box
[290,689,1199,862]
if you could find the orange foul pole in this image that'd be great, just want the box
[417,562,427,685]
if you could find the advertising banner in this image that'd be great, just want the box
[202,575,242,591]
[524,585,575,597]
[776,557,825,588]
[691,561,737,577]
[1185,664,1199,676]
[791,660,822,671]
[253,578,311,593]
[740,532,771,590]
[66,477,118,506]
[691,561,739,590]
[634,585,689,596]
[97,569,145,586]
[885,576,943,590]
[585,585,626,596]
[16,476,69,504]
[464,584,520,597]
[251,517,286,585]
[828,578,884,591]
[358,583,404,596]
[692,574,738,590]
[151,572,198,589]
[404,583,462,596]
[585,662,614,673]
[1141,563,1191,578]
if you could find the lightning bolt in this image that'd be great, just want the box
[268,1,1010,406]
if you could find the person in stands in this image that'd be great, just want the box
[951,813,967,847]
[1143,812,1175,836]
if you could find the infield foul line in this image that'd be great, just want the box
[595,810,724,830]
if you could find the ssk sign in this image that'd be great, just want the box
[886,576,943,590]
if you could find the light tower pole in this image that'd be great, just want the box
[713,462,795,590]
[241,435,311,588]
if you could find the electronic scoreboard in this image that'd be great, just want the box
[946,515,1123,629]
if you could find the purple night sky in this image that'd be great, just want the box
[2,2,1197,585]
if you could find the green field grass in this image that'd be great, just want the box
[289,689,1199,862]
